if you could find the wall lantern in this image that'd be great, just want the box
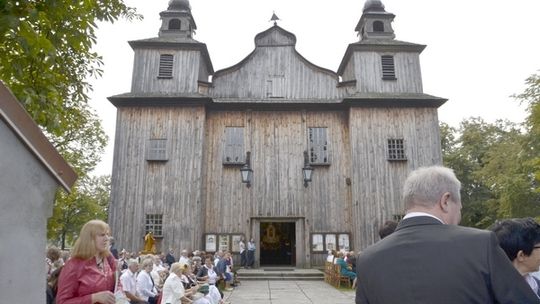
[302,150,314,187]
[240,151,253,188]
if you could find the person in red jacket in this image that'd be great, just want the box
[57,219,117,304]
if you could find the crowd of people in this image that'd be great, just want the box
[45,166,540,304]
[45,220,241,304]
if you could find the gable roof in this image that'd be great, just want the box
[0,82,77,192]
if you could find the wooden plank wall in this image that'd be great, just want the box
[348,107,442,250]
[202,110,353,263]
[131,49,202,94]
[109,106,206,253]
[210,46,339,100]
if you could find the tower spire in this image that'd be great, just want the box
[355,0,395,41]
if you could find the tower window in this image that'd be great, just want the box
[381,55,396,80]
[373,21,384,32]
[147,139,168,161]
[169,19,181,30]
[158,54,174,78]
[387,138,406,161]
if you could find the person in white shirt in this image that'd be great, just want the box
[162,262,199,304]
[137,258,158,304]
[192,284,212,304]
[178,249,190,265]
[120,259,147,304]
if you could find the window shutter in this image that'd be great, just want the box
[381,55,396,80]
[308,127,330,165]
[223,127,245,164]
[158,54,174,78]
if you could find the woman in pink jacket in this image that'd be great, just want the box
[56,220,117,304]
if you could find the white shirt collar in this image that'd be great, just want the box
[403,212,445,224]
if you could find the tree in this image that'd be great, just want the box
[48,175,111,249]
[0,1,140,243]
[441,117,540,228]
[0,1,139,175]
[515,72,540,192]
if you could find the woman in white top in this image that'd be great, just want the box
[162,262,199,304]
[196,256,222,304]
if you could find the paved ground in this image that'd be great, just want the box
[221,280,355,304]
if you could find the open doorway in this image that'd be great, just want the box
[259,222,296,266]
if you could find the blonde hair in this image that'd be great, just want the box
[71,220,111,260]
[170,262,185,275]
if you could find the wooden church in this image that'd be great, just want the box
[108,0,446,267]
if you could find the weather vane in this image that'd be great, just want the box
[270,11,280,26]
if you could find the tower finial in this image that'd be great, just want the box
[270,11,280,26]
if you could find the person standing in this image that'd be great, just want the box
[165,248,176,268]
[239,236,247,268]
[56,220,116,304]
[355,166,540,304]
[490,218,540,297]
[247,238,256,268]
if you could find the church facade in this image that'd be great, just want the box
[108,0,446,267]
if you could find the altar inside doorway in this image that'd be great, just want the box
[259,222,296,266]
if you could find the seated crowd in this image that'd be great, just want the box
[46,245,237,304]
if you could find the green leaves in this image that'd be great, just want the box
[441,73,540,227]
[0,1,140,246]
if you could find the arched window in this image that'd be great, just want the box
[373,21,384,32]
[168,19,181,30]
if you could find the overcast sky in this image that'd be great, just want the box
[89,0,540,176]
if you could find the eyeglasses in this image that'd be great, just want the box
[534,246,540,249]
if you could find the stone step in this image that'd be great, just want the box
[235,268,325,281]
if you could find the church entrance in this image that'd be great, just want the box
[259,222,296,266]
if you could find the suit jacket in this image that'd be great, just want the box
[355,216,540,304]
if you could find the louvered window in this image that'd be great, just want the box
[308,127,330,165]
[158,54,174,78]
[147,139,168,161]
[145,214,163,237]
[381,55,396,80]
[223,127,245,164]
[387,138,407,161]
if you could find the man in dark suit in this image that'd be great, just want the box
[355,166,540,304]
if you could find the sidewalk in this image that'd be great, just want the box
[222,280,355,304]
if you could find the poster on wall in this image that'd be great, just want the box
[338,234,350,251]
[312,234,324,252]
[231,235,243,253]
[205,234,216,252]
[325,234,336,251]
[219,234,230,252]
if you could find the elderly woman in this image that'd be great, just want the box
[162,262,199,304]
[137,257,159,304]
[56,220,117,304]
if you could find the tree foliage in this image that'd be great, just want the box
[442,72,540,227]
[48,175,111,249]
[0,1,140,244]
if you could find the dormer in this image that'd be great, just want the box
[355,0,395,40]
[159,0,197,39]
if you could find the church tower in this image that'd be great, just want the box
[338,0,426,94]
[127,0,213,95]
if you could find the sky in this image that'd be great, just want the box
[89,0,540,176]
